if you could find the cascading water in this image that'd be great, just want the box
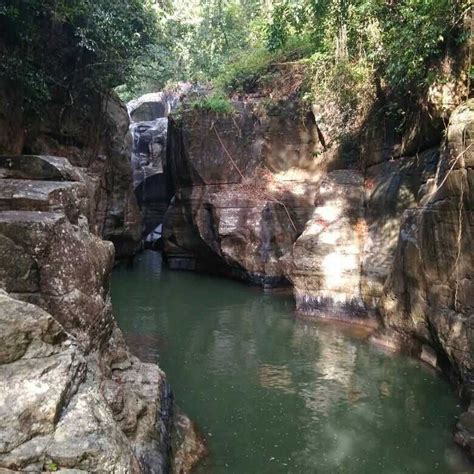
[128,93,175,248]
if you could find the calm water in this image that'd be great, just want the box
[112,251,468,473]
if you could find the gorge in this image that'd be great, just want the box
[0,1,472,472]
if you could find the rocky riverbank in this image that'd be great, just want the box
[0,87,205,471]
[0,154,174,471]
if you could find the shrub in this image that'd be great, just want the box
[189,93,234,114]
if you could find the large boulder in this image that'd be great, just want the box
[282,169,368,321]
[0,292,141,473]
[163,103,324,286]
[127,84,195,122]
[128,92,172,122]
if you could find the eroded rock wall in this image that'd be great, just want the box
[283,147,441,323]
[374,100,474,455]
[0,155,171,472]
[0,92,142,259]
[163,103,325,286]
[163,99,445,312]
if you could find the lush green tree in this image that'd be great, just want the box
[0,0,158,111]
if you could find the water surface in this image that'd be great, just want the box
[112,251,467,473]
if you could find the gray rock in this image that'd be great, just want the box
[0,154,178,471]
[23,93,142,259]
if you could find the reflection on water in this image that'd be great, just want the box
[258,364,295,395]
[112,251,469,473]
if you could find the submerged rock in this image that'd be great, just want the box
[172,412,209,474]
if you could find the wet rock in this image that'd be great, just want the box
[455,403,474,458]
[128,92,172,122]
[172,412,208,474]
[131,118,168,187]
[127,84,194,122]
[131,118,170,239]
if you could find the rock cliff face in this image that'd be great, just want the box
[0,155,171,472]
[284,148,440,323]
[163,103,323,286]
[0,92,142,259]
[128,87,199,249]
[375,100,474,455]
[163,100,442,308]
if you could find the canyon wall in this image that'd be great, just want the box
[376,100,474,456]
[163,102,324,286]
[0,154,172,471]
[0,89,142,259]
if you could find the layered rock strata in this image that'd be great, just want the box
[0,92,142,259]
[0,155,172,472]
[374,100,474,456]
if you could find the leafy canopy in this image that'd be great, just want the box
[0,0,158,111]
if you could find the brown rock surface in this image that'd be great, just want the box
[375,99,474,455]
[163,104,322,285]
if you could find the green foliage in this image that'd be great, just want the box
[263,0,467,96]
[0,0,158,113]
[375,0,461,89]
[216,36,314,93]
[117,0,266,100]
[189,93,234,114]
[45,461,58,472]
[1,0,467,115]
[309,55,375,119]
